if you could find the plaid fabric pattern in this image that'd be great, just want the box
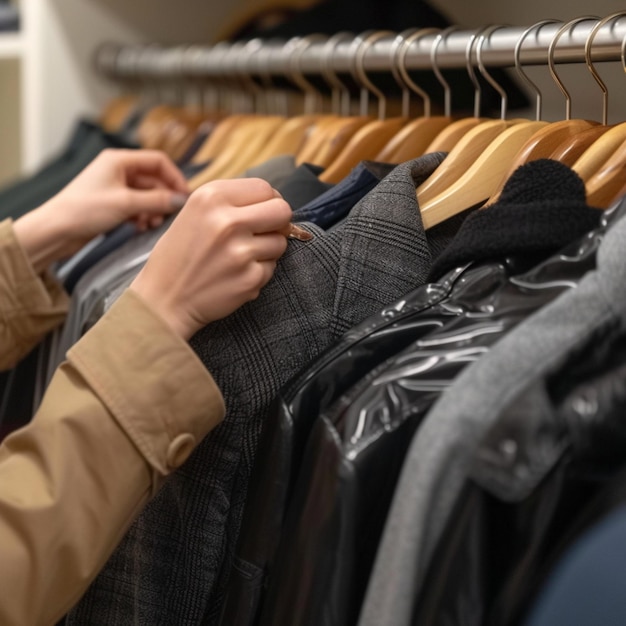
[65,153,445,625]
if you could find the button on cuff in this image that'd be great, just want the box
[167,433,197,469]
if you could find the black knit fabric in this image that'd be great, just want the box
[429,159,603,281]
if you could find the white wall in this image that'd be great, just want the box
[0,59,21,185]
[22,0,247,173]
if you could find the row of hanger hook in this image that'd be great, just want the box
[99,14,626,122]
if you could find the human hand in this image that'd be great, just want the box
[129,178,309,340]
[13,149,189,273]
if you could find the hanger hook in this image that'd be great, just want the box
[465,25,507,118]
[464,28,485,118]
[514,20,559,121]
[476,24,510,120]
[391,28,439,118]
[585,12,626,125]
[286,34,328,115]
[622,21,626,74]
[239,39,264,94]
[255,39,276,112]
[430,26,460,117]
[232,40,264,112]
[352,30,394,119]
[321,31,353,116]
[263,39,293,116]
[548,16,599,121]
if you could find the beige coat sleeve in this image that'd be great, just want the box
[0,219,69,370]
[0,220,226,626]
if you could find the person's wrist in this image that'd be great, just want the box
[12,202,74,274]
[129,273,198,341]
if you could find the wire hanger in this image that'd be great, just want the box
[548,15,619,166]
[318,31,408,184]
[570,12,626,183]
[582,13,626,206]
[418,24,549,228]
[321,31,354,117]
[422,26,490,153]
[188,44,255,166]
[243,34,330,168]
[295,31,373,167]
[188,40,287,186]
[376,28,454,163]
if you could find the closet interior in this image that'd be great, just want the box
[2,4,626,626]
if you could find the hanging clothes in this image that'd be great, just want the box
[66,152,449,625]
[232,160,599,626]
[359,195,626,626]
[0,18,620,626]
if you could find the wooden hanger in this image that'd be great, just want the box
[582,14,626,205]
[245,113,323,168]
[190,114,250,164]
[416,119,516,204]
[549,123,613,166]
[159,108,212,162]
[189,114,286,188]
[571,121,626,181]
[99,95,140,133]
[487,19,604,205]
[414,25,514,188]
[420,120,549,228]
[250,34,364,168]
[585,136,626,206]
[135,104,181,150]
[422,116,486,152]
[187,44,263,165]
[418,25,550,228]
[318,116,407,183]
[314,30,409,183]
[487,119,600,203]
[299,115,372,166]
[415,26,544,203]
[419,27,505,155]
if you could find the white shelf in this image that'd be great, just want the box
[0,32,22,59]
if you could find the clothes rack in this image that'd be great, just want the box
[95,20,626,82]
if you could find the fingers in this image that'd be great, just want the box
[119,149,189,194]
[194,178,281,208]
[130,174,172,191]
[125,189,189,216]
[238,201,312,240]
[134,213,166,232]
[236,197,293,234]
[251,232,289,261]
[256,259,278,291]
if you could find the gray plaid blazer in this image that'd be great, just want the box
[66,152,446,625]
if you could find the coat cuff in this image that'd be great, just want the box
[0,219,69,366]
[67,289,225,477]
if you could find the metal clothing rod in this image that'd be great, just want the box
[97,18,626,80]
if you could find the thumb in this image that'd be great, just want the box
[124,189,189,217]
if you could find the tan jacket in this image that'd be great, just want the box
[0,219,226,626]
